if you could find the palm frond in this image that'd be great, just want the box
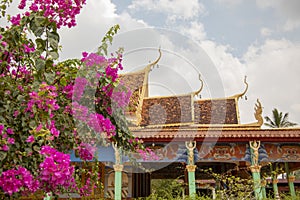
[264,108,297,128]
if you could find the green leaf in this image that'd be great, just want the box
[48,31,59,50]
[45,59,54,69]
[33,26,44,37]
[25,147,32,154]
[60,77,67,86]
[35,58,45,71]
[49,50,59,60]
[29,120,36,128]
[0,151,7,161]
[34,16,45,26]
[35,38,46,51]
[38,139,44,146]
[45,72,55,83]
[33,145,40,152]
[38,90,46,96]
[17,94,24,101]
[29,16,46,37]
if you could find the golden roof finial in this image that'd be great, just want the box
[254,99,263,127]
[230,76,248,100]
[145,48,162,71]
[193,74,204,96]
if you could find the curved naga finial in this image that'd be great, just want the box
[254,99,263,127]
[231,76,248,100]
[146,48,162,71]
[193,74,204,96]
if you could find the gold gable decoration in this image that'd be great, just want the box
[229,76,249,100]
[118,49,162,125]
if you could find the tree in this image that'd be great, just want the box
[0,1,154,199]
[264,108,297,128]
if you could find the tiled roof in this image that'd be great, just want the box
[194,98,238,124]
[119,54,259,127]
[119,71,146,113]
[140,95,193,126]
[119,72,146,92]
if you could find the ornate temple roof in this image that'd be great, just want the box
[117,49,300,143]
[119,49,263,129]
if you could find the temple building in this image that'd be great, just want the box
[71,50,300,200]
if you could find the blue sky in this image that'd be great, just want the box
[111,0,300,58]
[2,0,300,125]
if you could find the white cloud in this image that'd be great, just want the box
[199,40,246,97]
[256,0,300,31]
[242,39,300,124]
[180,21,206,41]
[59,0,148,60]
[128,0,206,21]
[283,19,300,32]
[172,20,246,98]
[260,27,273,37]
[214,0,244,7]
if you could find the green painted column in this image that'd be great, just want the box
[261,179,267,199]
[250,167,263,200]
[114,164,123,200]
[186,141,197,197]
[285,162,296,199]
[270,164,280,199]
[113,143,123,200]
[272,179,280,200]
[249,141,263,200]
[187,165,197,196]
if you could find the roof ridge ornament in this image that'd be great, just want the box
[254,99,263,127]
[145,47,162,72]
[192,74,204,97]
[230,76,248,100]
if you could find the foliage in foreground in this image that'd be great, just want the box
[139,177,300,200]
[138,168,300,200]
[0,1,155,199]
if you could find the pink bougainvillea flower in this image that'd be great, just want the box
[0,167,39,195]
[36,124,43,132]
[18,0,27,9]
[2,145,9,151]
[10,14,21,26]
[78,143,96,161]
[7,138,15,144]
[0,124,4,134]
[6,128,14,135]
[26,135,35,143]
[82,51,88,57]
[13,110,19,117]
[1,41,7,47]
[23,44,35,53]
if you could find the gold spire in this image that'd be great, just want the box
[230,76,248,100]
[192,74,204,96]
[145,48,162,72]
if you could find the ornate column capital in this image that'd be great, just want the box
[288,175,295,183]
[272,179,279,184]
[113,164,124,172]
[250,165,261,173]
[186,165,197,172]
[261,179,267,187]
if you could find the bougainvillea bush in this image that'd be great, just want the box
[0,0,154,198]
